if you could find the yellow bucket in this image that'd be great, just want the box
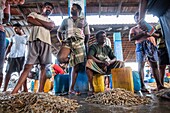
[34,79,52,93]
[93,74,105,93]
[44,79,52,93]
[34,80,39,92]
[111,67,134,92]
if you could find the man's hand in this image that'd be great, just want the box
[101,61,110,66]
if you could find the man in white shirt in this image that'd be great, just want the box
[0,0,25,89]
[3,23,27,92]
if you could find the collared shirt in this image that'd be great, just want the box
[57,16,90,40]
[28,12,53,45]
[9,34,28,58]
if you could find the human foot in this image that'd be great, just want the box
[88,91,95,96]
[69,90,81,96]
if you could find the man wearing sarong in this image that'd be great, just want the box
[57,3,90,95]
[86,30,124,95]
[129,12,165,92]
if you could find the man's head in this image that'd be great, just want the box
[96,30,106,45]
[71,3,82,16]
[134,12,139,23]
[42,2,54,16]
[13,23,22,35]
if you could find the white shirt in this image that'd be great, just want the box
[105,37,112,48]
[9,34,28,58]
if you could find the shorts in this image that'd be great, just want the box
[6,57,25,74]
[158,47,170,65]
[136,40,158,62]
[0,31,6,75]
[26,40,52,65]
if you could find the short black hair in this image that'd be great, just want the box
[43,2,54,9]
[96,30,106,39]
[134,12,139,19]
[13,23,22,28]
[73,3,82,14]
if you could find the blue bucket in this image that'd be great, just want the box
[132,71,141,91]
[54,74,69,94]
[69,67,89,93]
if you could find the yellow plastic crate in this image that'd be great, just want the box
[111,67,134,92]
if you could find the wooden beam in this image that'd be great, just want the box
[25,0,67,3]
[87,2,139,7]
[20,20,31,34]
[11,18,24,21]
[116,0,123,17]
[98,0,101,18]
[17,5,27,21]
[57,2,63,19]
[36,3,41,13]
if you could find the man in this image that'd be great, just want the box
[11,2,55,94]
[0,0,25,90]
[129,12,164,92]
[154,23,169,86]
[86,30,124,95]
[139,0,170,61]
[57,3,90,95]
[0,0,9,90]
[3,23,27,92]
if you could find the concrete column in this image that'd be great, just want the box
[113,32,123,61]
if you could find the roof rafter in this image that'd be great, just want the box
[116,0,123,17]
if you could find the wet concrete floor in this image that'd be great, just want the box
[64,93,170,113]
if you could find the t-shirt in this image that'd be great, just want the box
[28,12,53,45]
[9,34,27,58]
[57,17,90,40]
[88,43,116,61]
